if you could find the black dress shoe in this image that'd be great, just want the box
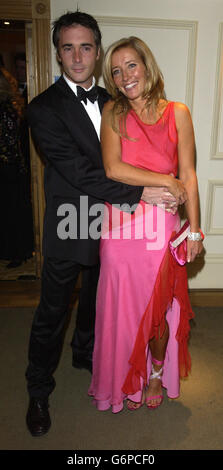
[26,398,51,437]
[72,356,92,373]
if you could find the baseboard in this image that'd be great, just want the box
[189,289,223,307]
[0,280,79,308]
[0,281,223,308]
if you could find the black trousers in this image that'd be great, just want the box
[26,257,99,398]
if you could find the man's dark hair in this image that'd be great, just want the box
[52,11,102,51]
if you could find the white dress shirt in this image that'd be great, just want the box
[63,74,101,140]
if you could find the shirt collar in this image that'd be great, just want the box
[63,73,96,96]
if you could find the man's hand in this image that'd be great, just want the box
[141,186,178,214]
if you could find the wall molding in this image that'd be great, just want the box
[96,16,198,112]
[204,253,223,264]
[205,180,223,235]
[210,23,223,159]
[190,253,223,264]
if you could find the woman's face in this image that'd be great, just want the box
[111,46,147,103]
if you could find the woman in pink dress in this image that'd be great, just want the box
[88,37,203,413]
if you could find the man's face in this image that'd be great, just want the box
[57,24,100,89]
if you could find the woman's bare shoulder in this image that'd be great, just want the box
[173,102,193,128]
[101,99,119,130]
[174,101,191,116]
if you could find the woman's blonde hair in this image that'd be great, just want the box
[103,36,165,136]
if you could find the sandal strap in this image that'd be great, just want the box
[152,357,164,366]
[150,364,163,381]
[146,394,163,402]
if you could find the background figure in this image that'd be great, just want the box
[0,68,33,267]
[89,36,203,413]
[14,52,27,101]
[14,52,31,175]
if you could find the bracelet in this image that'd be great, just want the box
[187,229,204,241]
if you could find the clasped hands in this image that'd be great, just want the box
[141,186,179,214]
[141,173,187,214]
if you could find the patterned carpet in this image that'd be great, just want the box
[0,256,36,280]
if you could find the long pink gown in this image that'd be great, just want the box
[88,102,194,413]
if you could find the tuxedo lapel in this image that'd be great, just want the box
[55,77,100,151]
[55,76,110,119]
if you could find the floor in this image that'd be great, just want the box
[0,305,222,452]
[0,261,222,456]
[0,257,36,281]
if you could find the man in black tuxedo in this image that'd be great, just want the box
[25,11,181,437]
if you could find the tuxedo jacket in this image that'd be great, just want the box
[28,76,142,265]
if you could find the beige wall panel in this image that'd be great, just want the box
[96,17,197,112]
[210,23,223,159]
[205,181,223,235]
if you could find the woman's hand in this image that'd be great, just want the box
[166,175,187,205]
[187,239,204,263]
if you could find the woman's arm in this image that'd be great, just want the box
[175,102,203,261]
[100,101,187,204]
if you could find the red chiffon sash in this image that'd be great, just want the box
[122,242,194,395]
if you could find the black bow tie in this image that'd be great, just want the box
[76,85,98,104]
